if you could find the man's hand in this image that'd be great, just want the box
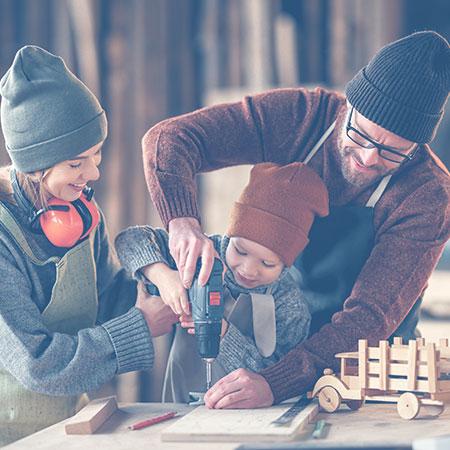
[204,368,274,409]
[168,217,217,288]
[135,282,178,337]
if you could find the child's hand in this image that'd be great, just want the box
[142,263,190,315]
[179,315,228,338]
[179,314,195,334]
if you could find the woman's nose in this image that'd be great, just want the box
[83,159,100,182]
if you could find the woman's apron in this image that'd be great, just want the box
[0,203,98,446]
[292,122,421,340]
[162,286,276,403]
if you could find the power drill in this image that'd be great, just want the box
[146,258,224,390]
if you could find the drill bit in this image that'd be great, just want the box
[205,359,213,390]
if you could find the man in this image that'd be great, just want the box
[142,31,450,408]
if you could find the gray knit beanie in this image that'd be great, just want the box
[0,45,107,172]
[345,31,450,143]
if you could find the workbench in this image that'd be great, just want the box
[4,402,450,449]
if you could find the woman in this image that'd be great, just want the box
[0,45,178,445]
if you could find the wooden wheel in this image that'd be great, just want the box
[346,399,364,411]
[397,392,421,420]
[318,386,341,413]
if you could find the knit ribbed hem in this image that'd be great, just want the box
[101,307,154,374]
[227,202,310,266]
[8,110,108,172]
[260,364,302,404]
[346,69,443,144]
[216,324,248,372]
[260,348,316,404]
[153,172,200,229]
[115,227,165,276]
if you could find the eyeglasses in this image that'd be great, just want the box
[346,107,419,164]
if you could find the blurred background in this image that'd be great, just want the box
[0,0,449,403]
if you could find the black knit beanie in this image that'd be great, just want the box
[345,31,450,144]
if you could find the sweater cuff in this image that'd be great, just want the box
[260,348,315,404]
[101,307,154,374]
[123,244,165,278]
[153,183,200,229]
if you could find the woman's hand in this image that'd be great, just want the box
[135,282,178,337]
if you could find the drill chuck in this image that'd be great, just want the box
[195,321,222,358]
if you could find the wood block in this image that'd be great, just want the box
[161,402,319,442]
[65,397,118,435]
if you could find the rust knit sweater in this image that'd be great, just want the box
[142,87,450,403]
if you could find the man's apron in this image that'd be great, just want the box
[162,286,276,403]
[292,122,421,339]
[0,203,98,446]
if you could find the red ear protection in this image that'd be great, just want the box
[35,191,100,248]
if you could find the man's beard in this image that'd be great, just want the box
[337,122,395,188]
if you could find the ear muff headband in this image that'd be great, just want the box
[10,168,100,247]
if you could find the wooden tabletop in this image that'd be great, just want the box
[5,401,450,449]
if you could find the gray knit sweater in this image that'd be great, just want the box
[0,200,154,396]
[115,226,310,372]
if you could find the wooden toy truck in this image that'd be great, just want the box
[309,337,450,420]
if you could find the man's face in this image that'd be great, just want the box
[337,107,418,187]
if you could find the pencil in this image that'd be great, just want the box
[128,411,177,430]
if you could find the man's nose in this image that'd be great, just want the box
[359,147,380,167]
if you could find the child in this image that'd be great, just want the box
[115,161,329,403]
[0,46,177,445]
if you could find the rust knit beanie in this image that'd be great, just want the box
[226,162,329,266]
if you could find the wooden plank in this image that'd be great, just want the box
[161,402,319,442]
[393,337,403,346]
[379,340,389,391]
[366,376,432,393]
[367,361,428,378]
[416,337,425,348]
[407,339,418,390]
[359,339,368,389]
[427,343,438,393]
[65,397,118,435]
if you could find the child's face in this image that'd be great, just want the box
[42,142,102,202]
[225,237,284,289]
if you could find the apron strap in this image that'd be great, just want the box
[250,292,276,358]
[301,119,391,208]
[365,174,392,208]
[223,286,277,358]
[303,121,336,164]
[0,202,59,266]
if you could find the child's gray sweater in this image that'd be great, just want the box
[115,226,311,373]
[0,200,154,396]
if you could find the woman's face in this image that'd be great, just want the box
[42,142,103,202]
